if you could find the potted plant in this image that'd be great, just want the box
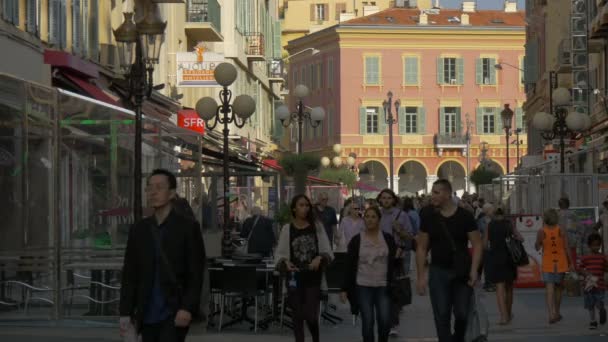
[278,152,320,195]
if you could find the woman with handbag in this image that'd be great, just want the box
[340,206,399,342]
[484,207,523,325]
[275,194,334,342]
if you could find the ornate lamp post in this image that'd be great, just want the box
[321,144,357,199]
[276,85,325,155]
[196,63,256,257]
[500,104,514,174]
[382,91,400,191]
[113,3,167,221]
[532,83,591,173]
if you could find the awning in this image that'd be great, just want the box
[61,72,118,106]
[261,159,340,185]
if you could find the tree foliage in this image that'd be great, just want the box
[319,168,357,188]
[278,153,320,195]
[470,167,500,187]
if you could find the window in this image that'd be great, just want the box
[315,4,325,21]
[443,58,456,84]
[405,107,418,133]
[26,0,40,35]
[403,56,419,85]
[2,0,19,25]
[366,107,379,134]
[365,56,380,85]
[482,107,495,134]
[327,58,334,88]
[444,107,458,134]
[482,58,493,84]
[49,0,67,49]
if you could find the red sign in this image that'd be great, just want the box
[178,110,205,135]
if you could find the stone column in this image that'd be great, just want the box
[386,176,400,192]
[426,175,438,193]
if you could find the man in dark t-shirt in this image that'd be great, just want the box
[314,192,339,249]
[415,179,483,342]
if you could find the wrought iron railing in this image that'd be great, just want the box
[434,133,467,145]
[244,32,265,56]
[186,0,221,32]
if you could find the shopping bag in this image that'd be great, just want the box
[464,287,489,342]
[120,318,141,342]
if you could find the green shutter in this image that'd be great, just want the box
[273,21,281,58]
[90,0,99,60]
[359,107,367,134]
[439,108,445,134]
[475,58,483,85]
[60,0,67,49]
[495,108,503,133]
[379,111,387,135]
[476,108,483,134]
[437,57,444,84]
[72,0,82,55]
[516,107,524,132]
[398,107,406,134]
[418,107,426,134]
[525,40,539,83]
[456,58,464,85]
[456,107,462,133]
[405,57,418,85]
[489,58,497,84]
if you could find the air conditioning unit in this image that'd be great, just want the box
[99,44,117,69]
[450,78,457,85]
[560,50,571,65]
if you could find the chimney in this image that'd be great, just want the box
[461,13,470,25]
[462,1,476,12]
[419,12,428,25]
[434,0,440,8]
[504,1,517,13]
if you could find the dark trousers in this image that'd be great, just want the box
[357,285,391,342]
[429,266,473,342]
[288,286,321,342]
[141,319,189,342]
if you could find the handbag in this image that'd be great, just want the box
[465,287,489,342]
[439,215,471,279]
[390,266,412,306]
[504,222,529,266]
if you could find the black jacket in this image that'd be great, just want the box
[119,210,205,326]
[341,231,398,295]
[240,215,276,257]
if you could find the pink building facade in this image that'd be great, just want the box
[285,7,526,195]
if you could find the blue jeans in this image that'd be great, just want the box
[356,285,391,342]
[429,266,473,342]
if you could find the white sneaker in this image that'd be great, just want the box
[389,328,399,337]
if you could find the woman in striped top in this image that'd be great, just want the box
[578,233,608,330]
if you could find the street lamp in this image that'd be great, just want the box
[113,3,167,221]
[500,104,514,174]
[195,63,256,257]
[512,128,523,170]
[321,146,358,199]
[532,75,591,173]
[382,91,400,191]
[276,85,325,154]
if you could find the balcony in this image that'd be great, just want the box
[185,0,223,43]
[590,1,608,38]
[268,59,285,84]
[244,32,266,62]
[434,133,468,157]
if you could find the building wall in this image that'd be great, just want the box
[287,10,526,193]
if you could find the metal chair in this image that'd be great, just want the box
[217,265,265,332]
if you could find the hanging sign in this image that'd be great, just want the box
[176,47,225,87]
[178,109,205,135]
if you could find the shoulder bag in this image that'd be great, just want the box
[504,221,529,266]
[438,214,471,279]
[236,216,260,255]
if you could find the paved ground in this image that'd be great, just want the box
[0,288,607,341]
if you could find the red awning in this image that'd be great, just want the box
[62,73,118,106]
[261,159,340,185]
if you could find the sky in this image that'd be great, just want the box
[438,0,526,10]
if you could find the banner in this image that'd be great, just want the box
[176,47,225,87]
[513,215,544,288]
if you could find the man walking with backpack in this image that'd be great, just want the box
[119,169,205,342]
[415,179,483,342]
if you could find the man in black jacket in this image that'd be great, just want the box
[239,206,275,257]
[119,169,205,342]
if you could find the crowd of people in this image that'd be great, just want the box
[117,168,607,342]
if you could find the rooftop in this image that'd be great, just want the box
[343,8,525,27]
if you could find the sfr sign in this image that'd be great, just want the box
[178,110,205,135]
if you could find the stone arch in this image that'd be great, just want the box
[434,158,467,176]
[475,159,505,175]
[396,158,430,176]
[436,160,467,193]
[397,160,428,196]
[357,160,389,193]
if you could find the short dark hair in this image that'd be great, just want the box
[587,233,602,246]
[558,197,570,209]
[433,179,453,194]
[364,206,382,220]
[148,169,177,190]
[402,197,415,211]
[290,194,316,227]
[377,189,399,206]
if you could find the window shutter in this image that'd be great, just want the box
[516,107,524,132]
[439,107,445,134]
[72,0,81,55]
[8,0,19,25]
[359,107,367,135]
[489,58,497,84]
[26,0,38,34]
[378,113,387,135]
[475,58,483,85]
[60,0,67,49]
[49,0,59,45]
[437,57,444,84]
[456,58,464,85]
[525,40,539,83]
[398,107,406,134]
[405,57,418,85]
[455,107,462,133]
[335,3,345,20]
[494,108,503,133]
[83,0,90,57]
[89,0,98,61]
[476,108,483,134]
[418,107,426,134]
[273,21,281,58]
[323,4,329,20]
[310,4,315,21]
